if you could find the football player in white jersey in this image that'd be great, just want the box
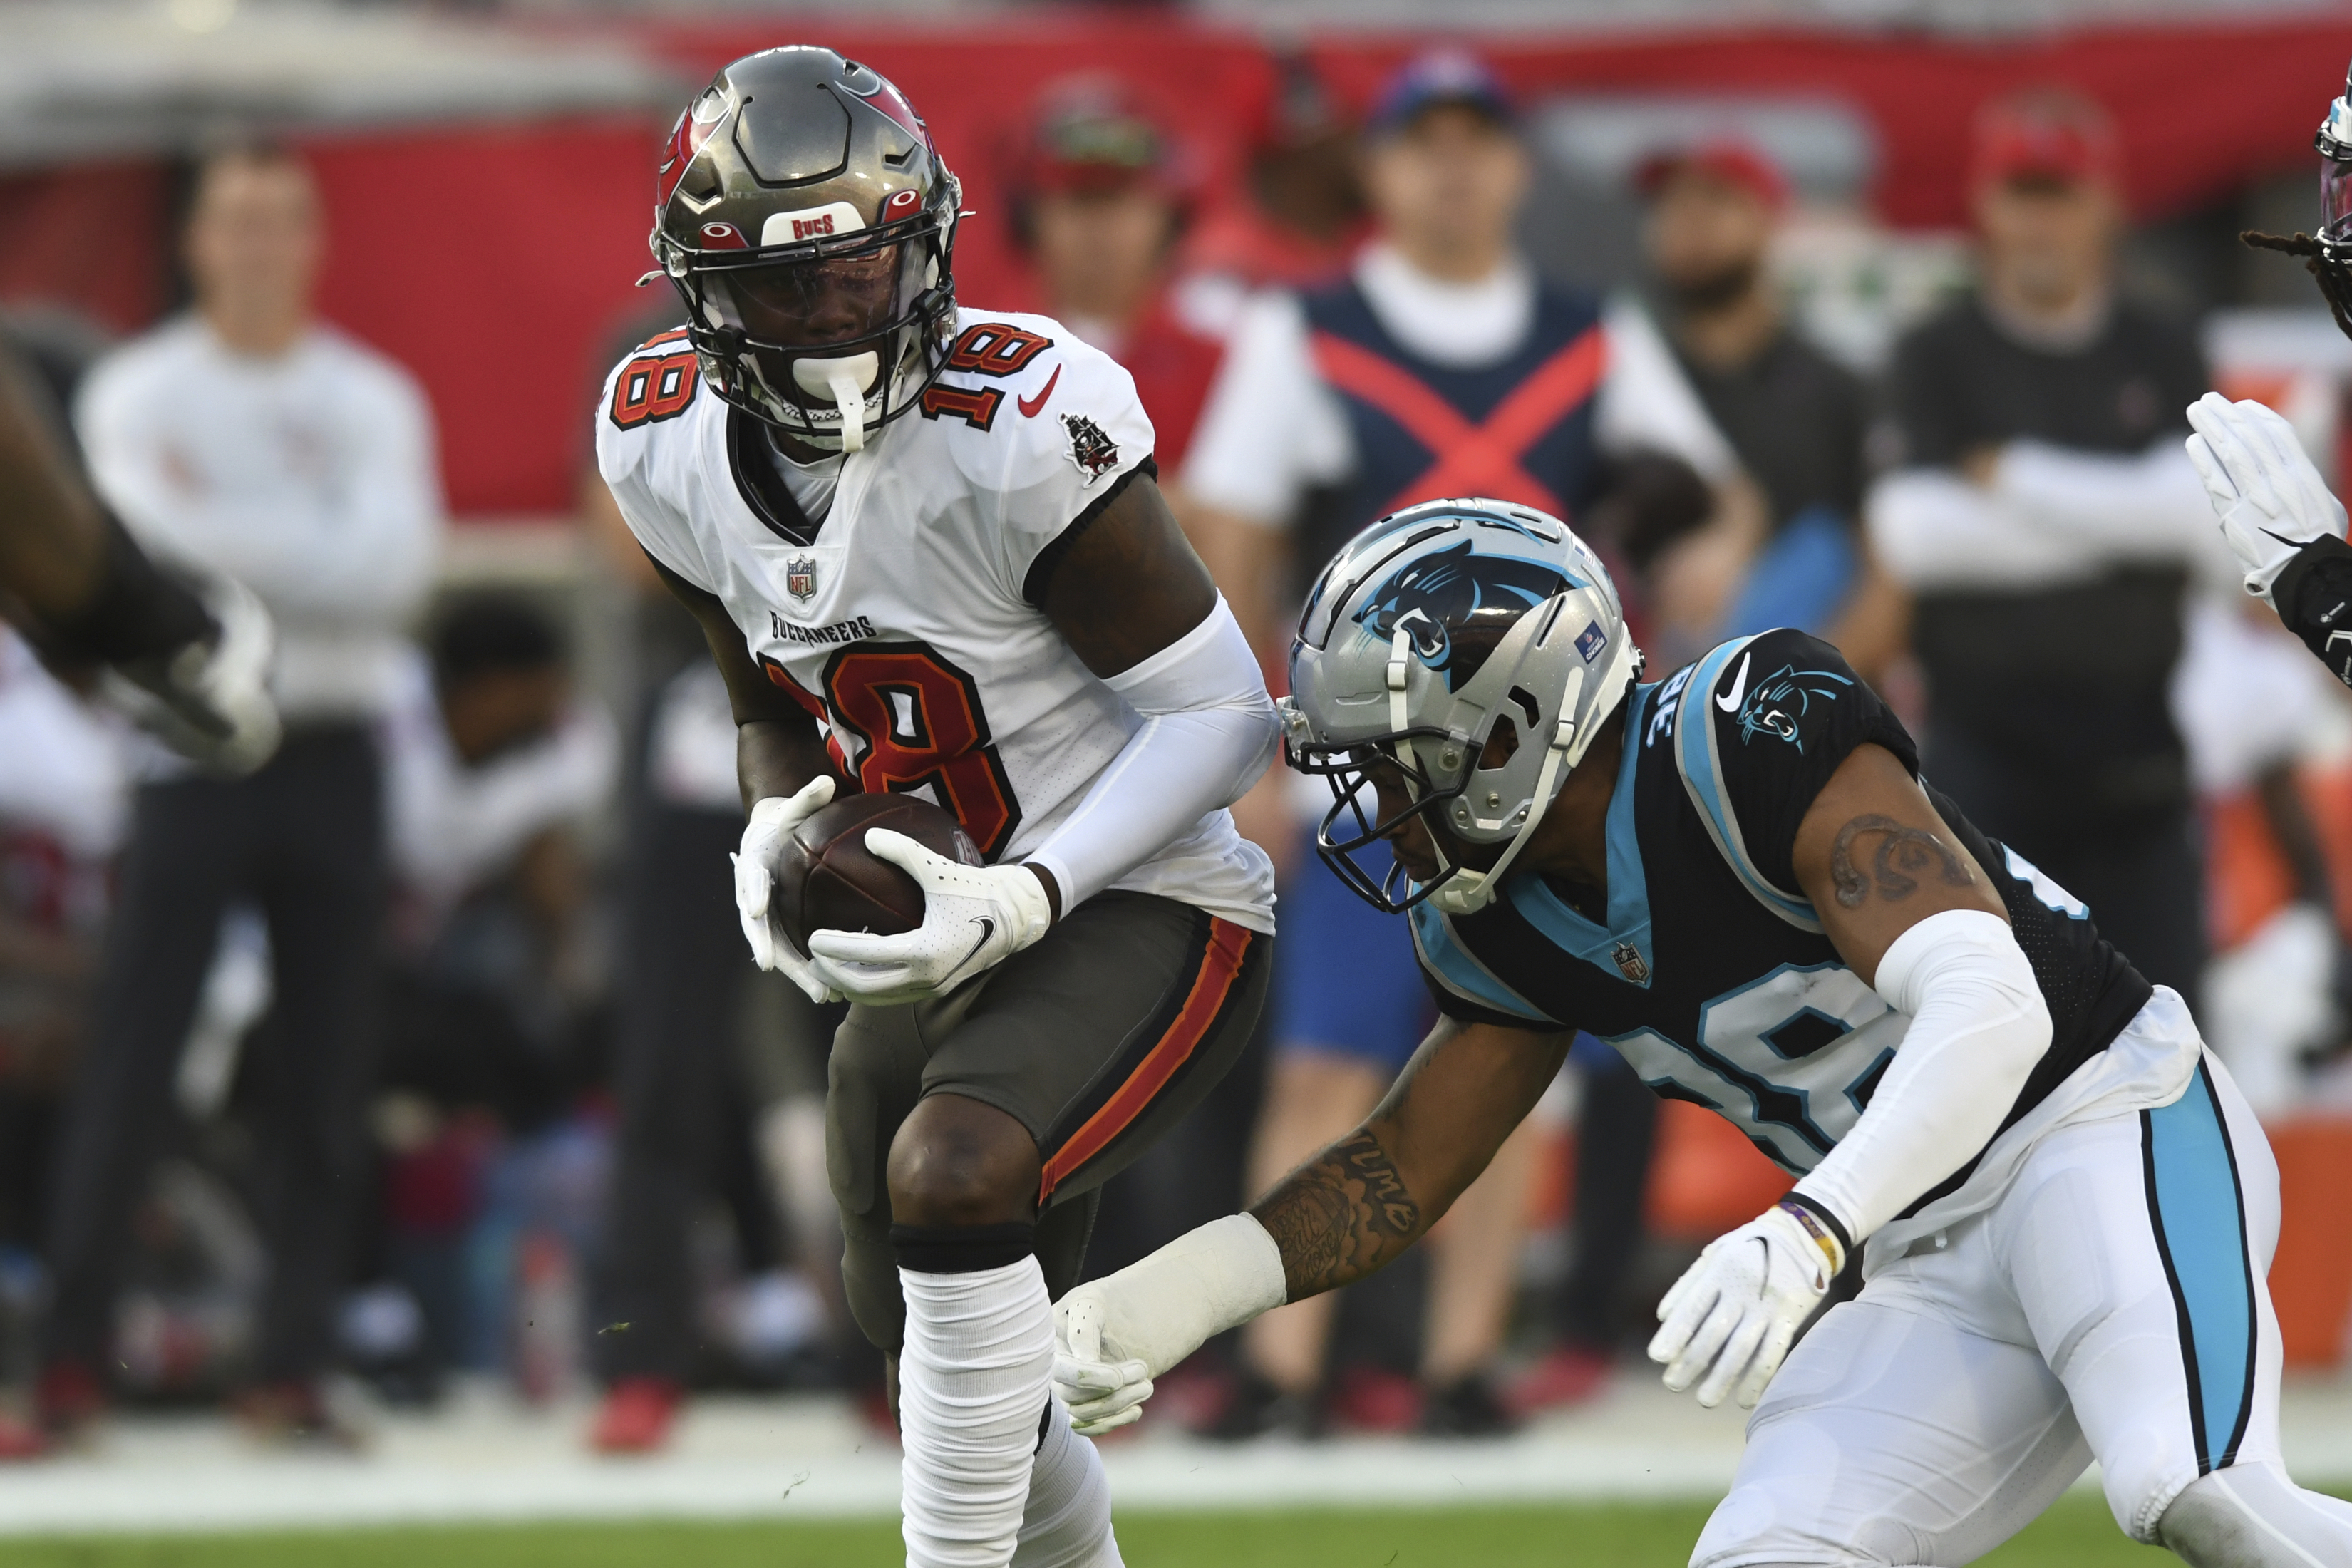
[595,48,1276,1568]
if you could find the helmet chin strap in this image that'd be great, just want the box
[1428,634,1639,917]
[792,351,880,453]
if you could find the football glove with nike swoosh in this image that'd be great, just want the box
[1647,1201,1842,1410]
[2186,391,2348,609]
[806,830,1054,1004]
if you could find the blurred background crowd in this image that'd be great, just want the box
[6,0,2352,1463]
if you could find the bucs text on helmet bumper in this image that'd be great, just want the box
[647,46,964,453]
[1279,497,1644,917]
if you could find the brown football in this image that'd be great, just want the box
[773,791,983,959]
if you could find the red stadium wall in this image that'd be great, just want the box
[6,16,2352,516]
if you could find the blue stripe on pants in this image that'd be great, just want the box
[2142,1058,2259,1473]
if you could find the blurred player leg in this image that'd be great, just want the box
[39,778,247,1433]
[1234,1050,1384,1409]
[238,731,386,1434]
[1516,1047,1659,1412]
[1690,1291,2090,1566]
[593,802,745,1452]
[1418,1113,1540,1431]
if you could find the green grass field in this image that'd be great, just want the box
[7,1495,2180,1567]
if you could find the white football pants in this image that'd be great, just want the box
[1694,1048,2325,1566]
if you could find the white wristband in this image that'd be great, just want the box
[1058,1212,1288,1378]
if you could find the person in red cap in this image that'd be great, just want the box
[1867,86,2222,1012]
[1175,48,1368,314]
[1008,75,1225,475]
[1627,141,1881,656]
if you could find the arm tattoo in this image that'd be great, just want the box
[1249,1129,1423,1301]
[1830,813,1974,909]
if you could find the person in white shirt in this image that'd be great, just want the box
[42,142,443,1445]
[1177,48,1733,1440]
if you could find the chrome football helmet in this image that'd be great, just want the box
[1281,498,1642,917]
[649,46,961,451]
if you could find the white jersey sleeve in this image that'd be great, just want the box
[934,321,1159,607]
[593,329,724,594]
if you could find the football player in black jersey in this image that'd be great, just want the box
[1051,499,2352,1567]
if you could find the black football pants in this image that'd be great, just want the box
[43,726,385,1385]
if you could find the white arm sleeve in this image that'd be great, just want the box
[1791,909,2052,1245]
[1023,596,1278,911]
[1867,468,2115,589]
[1998,441,2236,582]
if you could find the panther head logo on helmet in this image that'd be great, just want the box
[1283,499,1642,917]
[1351,540,1575,687]
[646,46,963,453]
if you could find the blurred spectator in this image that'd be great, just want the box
[590,655,847,1453]
[1867,88,2228,1004]
[1002,71,1276,1363]
[1624,140,1897,668]
[44,142,442,1445]
[1007,74,1222,470]
[579,307,851,1453]
[1175,46,1366,326]
[357,595,616,1399]
[0,633,124,1455]
[1180,48,1726,1439]
[2175,599,2350,1116]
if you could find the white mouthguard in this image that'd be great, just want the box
[793,351,880,452]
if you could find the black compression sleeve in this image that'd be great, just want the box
[38,510,215,664]
[2270,534,2352,688]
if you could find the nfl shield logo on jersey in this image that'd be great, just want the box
[1612,941,1651,985]
[785,556,817,602]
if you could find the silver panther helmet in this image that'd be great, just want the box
[1280,497,1642,917]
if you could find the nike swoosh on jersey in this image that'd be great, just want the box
[1716,651,1752,713]
[1018,365,1061,418]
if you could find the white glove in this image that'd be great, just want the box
[805,830,1053,1004]
[1647,1202,1842,1410]
[1051,1213,1288,1436]
[2185,391,2348,607]
[731,776,843,1004]
[103,574,281,776]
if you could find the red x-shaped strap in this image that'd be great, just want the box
[1310,324,1609,520]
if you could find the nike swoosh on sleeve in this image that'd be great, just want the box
[1715,651,1751,713]
[1018,365,1061,418]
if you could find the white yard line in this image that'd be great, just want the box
[0,1371,2344,1536]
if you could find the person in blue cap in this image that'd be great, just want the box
[1180,45,1733,1439]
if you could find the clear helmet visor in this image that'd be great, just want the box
[697,240,931,408]
[2326,151,2352,245]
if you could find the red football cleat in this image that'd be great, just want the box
[592,1376,682,1455]
[34,1360,103,1442]
[1322,1364,1423,1435]
[1506,1345,1614,1415]
[0,1412,44,1460]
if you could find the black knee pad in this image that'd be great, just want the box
[889,1220,1036,1275]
